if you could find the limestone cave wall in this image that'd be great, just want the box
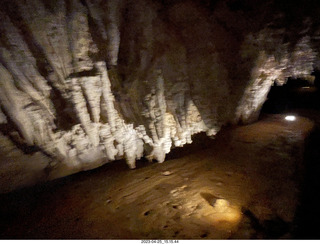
[0,0,319,192]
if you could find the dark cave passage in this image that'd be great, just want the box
[261,76,320,115]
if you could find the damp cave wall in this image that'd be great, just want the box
[0,0,319,193]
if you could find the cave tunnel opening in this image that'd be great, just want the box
[261,77,320,114]
[261,73,320,115]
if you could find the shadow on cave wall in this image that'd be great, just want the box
[293,126,320,239]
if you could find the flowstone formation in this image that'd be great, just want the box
[0,0,320,191]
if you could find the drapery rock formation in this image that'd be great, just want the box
[0,0,320,192]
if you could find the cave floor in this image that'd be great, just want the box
[0,113,316,239]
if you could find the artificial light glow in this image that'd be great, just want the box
[285,115,296,121]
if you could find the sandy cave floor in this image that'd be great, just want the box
[0,113,318,239]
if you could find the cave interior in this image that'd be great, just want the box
[1,0,320,240]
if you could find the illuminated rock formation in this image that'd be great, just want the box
[0,0,319,191]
